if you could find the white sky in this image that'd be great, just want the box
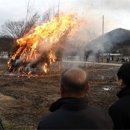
[0,0,130,33]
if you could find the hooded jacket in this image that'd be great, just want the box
[109,87,130,129]
[38,97,112,129]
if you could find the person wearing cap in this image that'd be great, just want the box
[38,67,112,129]
[109,62,130,129]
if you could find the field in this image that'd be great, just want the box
[0,59,120,129]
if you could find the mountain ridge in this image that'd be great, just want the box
[86,28,130,53]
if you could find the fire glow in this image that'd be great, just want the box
[8,14,77,75]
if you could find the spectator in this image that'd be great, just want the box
[109,62,130,129]
[38,67,112,129]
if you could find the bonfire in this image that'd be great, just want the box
[7,14,77,75]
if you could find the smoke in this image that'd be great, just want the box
[84,28,130,62]
[62,15,130,64]
[62,13,103,63]
[61,0,130,63]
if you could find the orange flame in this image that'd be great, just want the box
[8,14,77,74]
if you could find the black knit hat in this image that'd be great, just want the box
[117,62,130,86]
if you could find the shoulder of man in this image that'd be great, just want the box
[109,95,130,112]
[109,95,130,118]
[37,111,52,129]
[86,105,113,128]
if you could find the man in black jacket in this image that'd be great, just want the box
[109,62,130,129]
[38,67,112,129]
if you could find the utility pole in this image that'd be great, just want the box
[102,15,104,36]
[25,0,31,23]
[57,0,60,17]
[102,15,104,62]
[52,4,55,17]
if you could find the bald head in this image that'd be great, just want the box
[60,67,89,97]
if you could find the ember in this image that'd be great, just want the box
[8,14,77,75]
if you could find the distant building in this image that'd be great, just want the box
[0,51,9,59]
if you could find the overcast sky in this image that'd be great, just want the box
[0,0,130,34]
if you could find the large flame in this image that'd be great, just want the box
[8,14,77,75]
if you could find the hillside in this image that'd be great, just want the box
[85,28,130,54]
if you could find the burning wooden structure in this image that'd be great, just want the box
[7,15,77,75]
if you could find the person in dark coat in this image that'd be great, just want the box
[38,67,112,129]
[109,62,130,129]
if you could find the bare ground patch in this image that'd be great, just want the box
[0,60,119,129]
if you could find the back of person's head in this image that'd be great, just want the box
[117,62,130,86]
[60,67,89,97]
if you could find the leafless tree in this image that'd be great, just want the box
[0,12,39,38]
[0,0,59,55]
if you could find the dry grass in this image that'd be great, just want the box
[0,59,119,129]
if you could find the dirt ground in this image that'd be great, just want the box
[0,59,120,130]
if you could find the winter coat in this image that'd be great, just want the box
[109,87,130,129]
[38,97,112,129]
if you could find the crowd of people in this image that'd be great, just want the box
[106,56,130,63]
[37,62,130,130]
